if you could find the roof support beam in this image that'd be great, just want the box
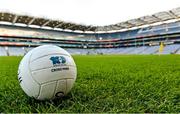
[126,22,136,27]
[108,25,116,30]
[54,22,64,28]
[41,20,51,27]
[114,25,124,30]
[168,11,179,19]
[117,22,135,29]
[66,25,74,29]
[112,25,122,30]
[86,26,93,31]
[137,18,149,25]
[28,17,35,25]
[12,15,18,24]
[152,15,162,22]
[127,22,136,26]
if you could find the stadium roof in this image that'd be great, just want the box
[0,7,180,33]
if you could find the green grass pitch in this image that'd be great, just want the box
[0,55,179,113]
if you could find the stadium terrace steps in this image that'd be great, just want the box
[122,47,135,54]
[128,47,148,54]
[176,47,180,54]
[0,21,180,41]
[140,46,159,54]
[0,47,7,56]
[161,45,180,54]
[8,47,26,56]
[0,45,180,56]
[137,47,149,54]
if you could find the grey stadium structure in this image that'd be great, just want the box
[0,7,180,56]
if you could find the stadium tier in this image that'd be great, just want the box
[0,8,180,55]
[1,21,180,40]
[0,20,180,56]
[0,44,180,56]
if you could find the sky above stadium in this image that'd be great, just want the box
[0,0,179,26]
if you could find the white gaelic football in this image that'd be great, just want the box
[18,45,77,100]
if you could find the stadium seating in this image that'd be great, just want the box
[1,21,180,40]
[0,21,180,56]
[160,44,180,54]
[66,45,180,55]
[127,47,148,54]
[176,50,180,54]
[172,45,180,54]
[0,47,7,56]
[139,46,159,54]
[24,47,34,53]
[8,47,26,56]
[0,25,96,41]
[0,44,180,56]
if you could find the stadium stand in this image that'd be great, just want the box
[0,46,7,56]
[8,47,26,56]
[160,44,180,54]
[1,45,179,56]
[139,46,159,54]
[0,7,180,55]
[176,49,180,54]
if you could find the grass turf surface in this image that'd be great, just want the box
[0,55,179,113]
